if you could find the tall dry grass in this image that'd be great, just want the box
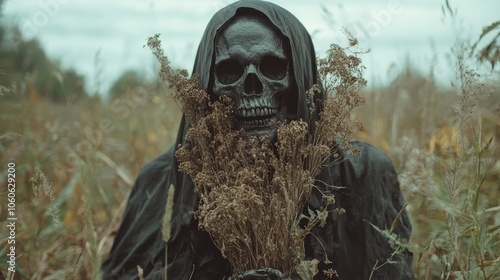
[0,86,181,279]
[354,27,500,280]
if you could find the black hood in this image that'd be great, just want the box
[191,0,320,122]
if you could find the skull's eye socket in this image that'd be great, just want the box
[260,56,287,80]
[215,59,244,84]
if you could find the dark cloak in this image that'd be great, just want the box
[101,1,413,279]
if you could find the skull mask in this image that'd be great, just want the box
[212,13,293,139]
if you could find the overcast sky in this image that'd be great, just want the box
[2,0,499,94]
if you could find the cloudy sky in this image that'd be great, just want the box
[2,0,499,94]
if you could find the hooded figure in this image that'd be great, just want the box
[102,1,413,279]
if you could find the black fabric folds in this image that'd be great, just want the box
[102,1,413,279]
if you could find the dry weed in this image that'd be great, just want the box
[397,27,499,279]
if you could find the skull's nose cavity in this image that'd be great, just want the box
[243,73,263,95]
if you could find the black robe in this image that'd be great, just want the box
[102,1,413,279]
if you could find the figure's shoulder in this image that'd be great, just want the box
[350,140,393,163]
[130,146,176,194]
[139,146,175,176]
[343,140,396,177]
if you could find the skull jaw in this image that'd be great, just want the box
[238,115,281,140]
[243,126,278,140]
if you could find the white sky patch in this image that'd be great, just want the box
[2,0,499,94]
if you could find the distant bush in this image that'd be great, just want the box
[0,5,88,103]
[108,69,152,101]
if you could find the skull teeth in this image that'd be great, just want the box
[237,107,278,118]
[240,117,274,127]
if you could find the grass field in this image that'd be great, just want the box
[1,26,499,280]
